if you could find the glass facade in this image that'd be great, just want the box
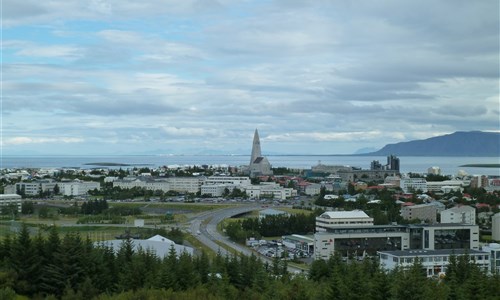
[334,236,402,256]
[434,229,470,249]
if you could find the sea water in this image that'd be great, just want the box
[1,155,498,176]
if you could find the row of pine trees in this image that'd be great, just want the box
[0,224,499,299]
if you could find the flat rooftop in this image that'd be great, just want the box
[319,210,370,219]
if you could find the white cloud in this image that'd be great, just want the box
[4,137,84,146]
[2,0,498,155]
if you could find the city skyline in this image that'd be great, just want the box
[1,1,499,155]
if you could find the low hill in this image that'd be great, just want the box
[366,131,500,156]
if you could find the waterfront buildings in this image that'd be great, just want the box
[370,155,400,172]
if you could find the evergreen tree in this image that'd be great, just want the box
[9,223,38,296]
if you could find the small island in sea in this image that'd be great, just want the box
[459,163,500,168]
[84,162,131,166]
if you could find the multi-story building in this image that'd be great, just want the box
[400,203,438,223]
[314,209,479,260]
[244,183,295,200]
[12,180,59,196]
[14,182,41,196]
[200,184,232,197]
[400,178,428,193]
[387,155,400,172]
[315,210,374,232]
[378,249,489,277]
[0,194,22,213]
[426,180,465,193]
[167,177,205,193]
[113,177,169,192]
[59,181,101,196]
[203,176,251,186]
[470,175,489,189]
[481,243,500,274]
[440,205,476,225]
[492,213,500,241]
[114,176,204,194]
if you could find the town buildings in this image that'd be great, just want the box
[440,205,476,225]
[315,210,374,232]
[314,209,480,260]
[481,243,500,274]
[113,176,203,194]
[492,213,500,241]
[400,177,428,193]
[400,203,438,223]
[0,194,22,213]
[378,249,489,277]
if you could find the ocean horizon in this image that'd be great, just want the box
[0,154,498,176]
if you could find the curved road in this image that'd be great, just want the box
[189,204,305,273]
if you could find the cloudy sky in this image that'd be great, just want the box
[2,0,499,155]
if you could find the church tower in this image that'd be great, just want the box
[250,129,262,165]
[248,129,273,178]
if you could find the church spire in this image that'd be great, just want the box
[250,129,262,164]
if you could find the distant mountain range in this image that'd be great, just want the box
[365,131,500,156]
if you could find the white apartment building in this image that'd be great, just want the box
[113,177,203,194]
[201,184,232,197]
[13,180,59,196]
[378,249,489,277]
[244,183,295,200]
[168,177,205,193]
[315,210,374,232]
[14,182,40,196]
[204,176,251,186]
[400,178,428,193]
[59,181,101,196]
[440,205,476,225]
[113,178,170,192]
[0,194,22,213]
[481,243,500,274]
[400,203,438,223]
[426,180,465,193]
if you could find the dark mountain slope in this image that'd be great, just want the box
[367,131,500,156]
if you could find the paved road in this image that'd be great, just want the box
[189,204,305,273]
[189,204,260,257]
